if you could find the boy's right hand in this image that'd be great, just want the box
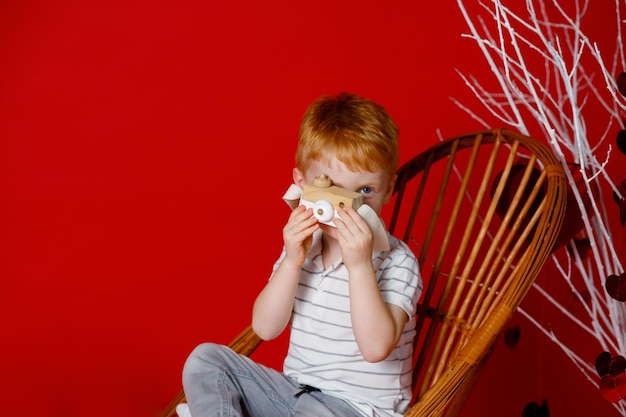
[282,205,319,267]
[253,205,317,340]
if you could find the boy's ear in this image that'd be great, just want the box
[383,174,398,204]
[293,167,306,188]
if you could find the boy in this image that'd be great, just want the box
[180,92,422,417]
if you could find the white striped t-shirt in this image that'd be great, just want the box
[272,230,422,417]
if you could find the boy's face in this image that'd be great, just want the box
[293,158,396,217]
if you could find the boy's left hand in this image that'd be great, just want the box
[334,207,374,268]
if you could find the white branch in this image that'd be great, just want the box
[454,0,626,409]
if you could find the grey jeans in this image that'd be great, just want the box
[182,343,364,417]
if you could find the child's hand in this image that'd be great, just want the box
[282,205,319,267]
[253,205,318,341]
[335,207,374,269]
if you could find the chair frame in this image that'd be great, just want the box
[161,128,567,417]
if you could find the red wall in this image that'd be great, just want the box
[0,1,621,416]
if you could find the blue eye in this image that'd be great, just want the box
[360,187,372,195]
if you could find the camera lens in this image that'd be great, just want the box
[313,200,335,223]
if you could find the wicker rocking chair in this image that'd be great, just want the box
[162,128,567,417]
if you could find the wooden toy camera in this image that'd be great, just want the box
[300,174,363,226]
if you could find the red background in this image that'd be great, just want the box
[0,1,622,416]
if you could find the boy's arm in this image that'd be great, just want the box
[336,207,409,363]
[348,264,409,362]
[251,205,318,341]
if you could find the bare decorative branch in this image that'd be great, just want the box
[456,0,626,412]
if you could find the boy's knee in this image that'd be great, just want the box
[190,342,222,360]
[182,343,222,381]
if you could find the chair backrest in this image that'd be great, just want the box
[160,128,567,417]
[389,128,566,416]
